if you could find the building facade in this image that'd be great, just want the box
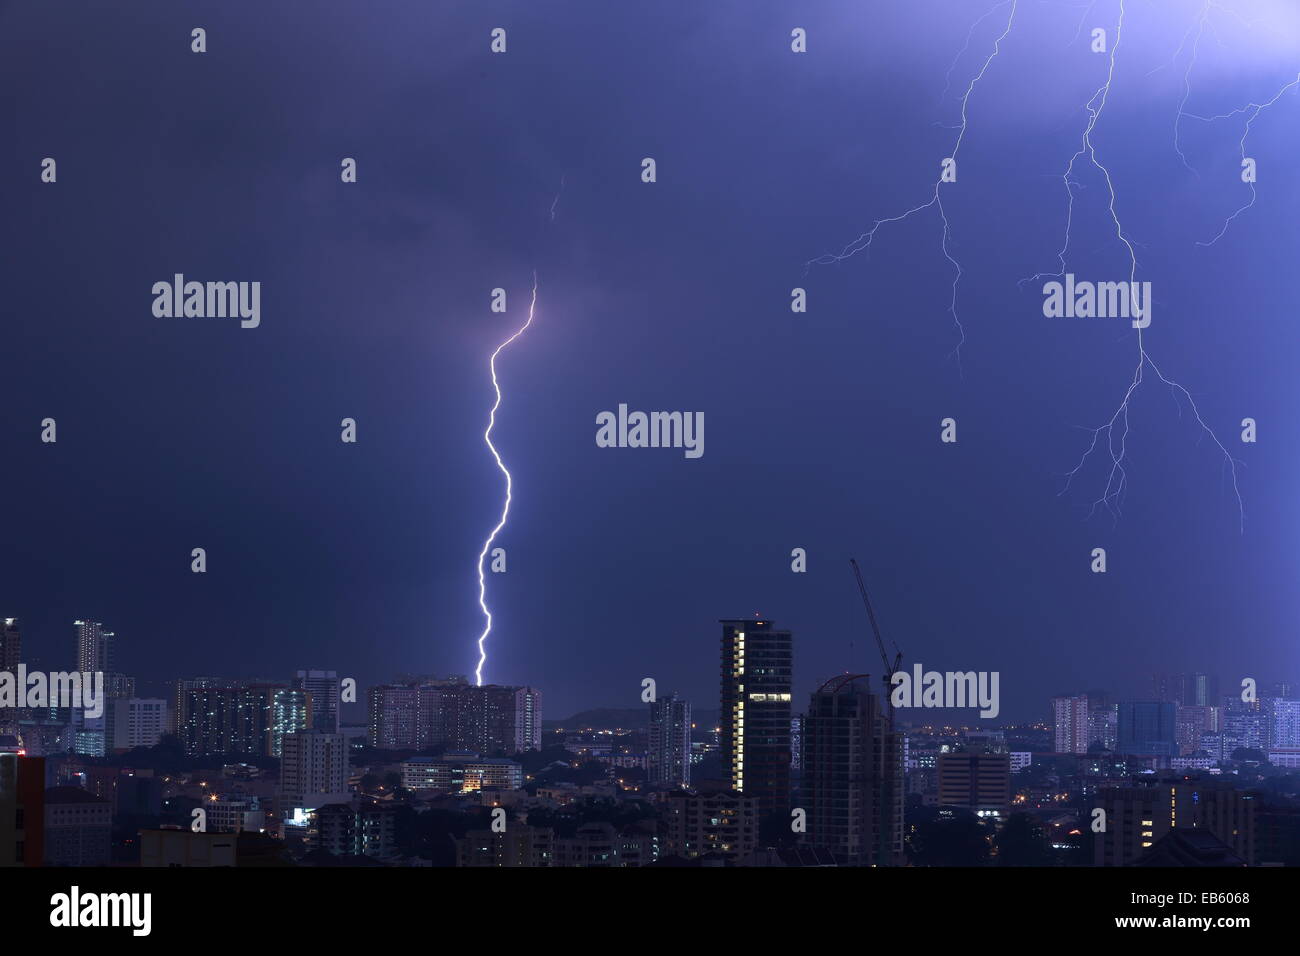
[803,675,903,865]
[720,619,792,817]
[648,693,691,789]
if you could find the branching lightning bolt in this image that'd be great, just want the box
[1026,0,1244,530]
[1187,71,1300,246]
[473,271,539,686]
[806,0,1018,368]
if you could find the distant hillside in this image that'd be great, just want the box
[546,707,719,732]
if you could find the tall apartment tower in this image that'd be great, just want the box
[471,684,542,754]
[720,619,792,817]
[75,620,114,673]
[0,619,20,672]
[180,684,309,757]
[368,680,542,754]
[278,731,349,813]
[803,675,903,865]
[1052,695,1091,754]
[1154,672,1220,708]
[648,693,691,789]
[1117,701,1178,756]
[293,670,340,733]
[72,620,134,756]
[0,620,20,732]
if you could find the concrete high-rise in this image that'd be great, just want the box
[293,669,340,733]
[0,619,20,672]
[1117,701,1178,757]
[74,620,114,673]
[0,620,20,732]
[111,698,169,750]
[720,619,792,817]
[278,731,349,813]
[1095,778,1255,866]
[803,675,903,865]
[1052,695,1090,754]
[648,693,691,789]
[72,620,134,756]
[937,751,1011,820]
[180,684,309,757]
[367,679,541,754]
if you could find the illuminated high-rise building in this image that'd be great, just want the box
[0,619,20,672]
[720,619,792,817]
[367,679,541,754]
[648,693,691,789]
[1052,695,1090,754]
[293,670,340,733]
[0,620,20,732]
[180,684,309,757]
[74,620,114,673]
[71,620,134,756]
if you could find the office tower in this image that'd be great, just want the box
[279,731,349,812]
[660,788,761,863]
[43,787,112,866]
[293,669,340,733]
[648,693,691,789]
[937,751,1012,819]
[1116,701,1178,757]
[0,753,44,867]
[720,618,792,817]
[803,675,903,865]
[1094,778,1255,866]
[1052,695,1090,754]
[111,698,169,750]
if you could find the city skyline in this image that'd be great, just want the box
[5,1,1298,726]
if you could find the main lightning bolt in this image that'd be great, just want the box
[473,272,539,686]
[806,0,1018,367]
[1027,0,1244,529]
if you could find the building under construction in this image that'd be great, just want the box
[802,674,904,865]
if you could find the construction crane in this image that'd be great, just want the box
[849,558,902,687]
[849,557,903,867]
